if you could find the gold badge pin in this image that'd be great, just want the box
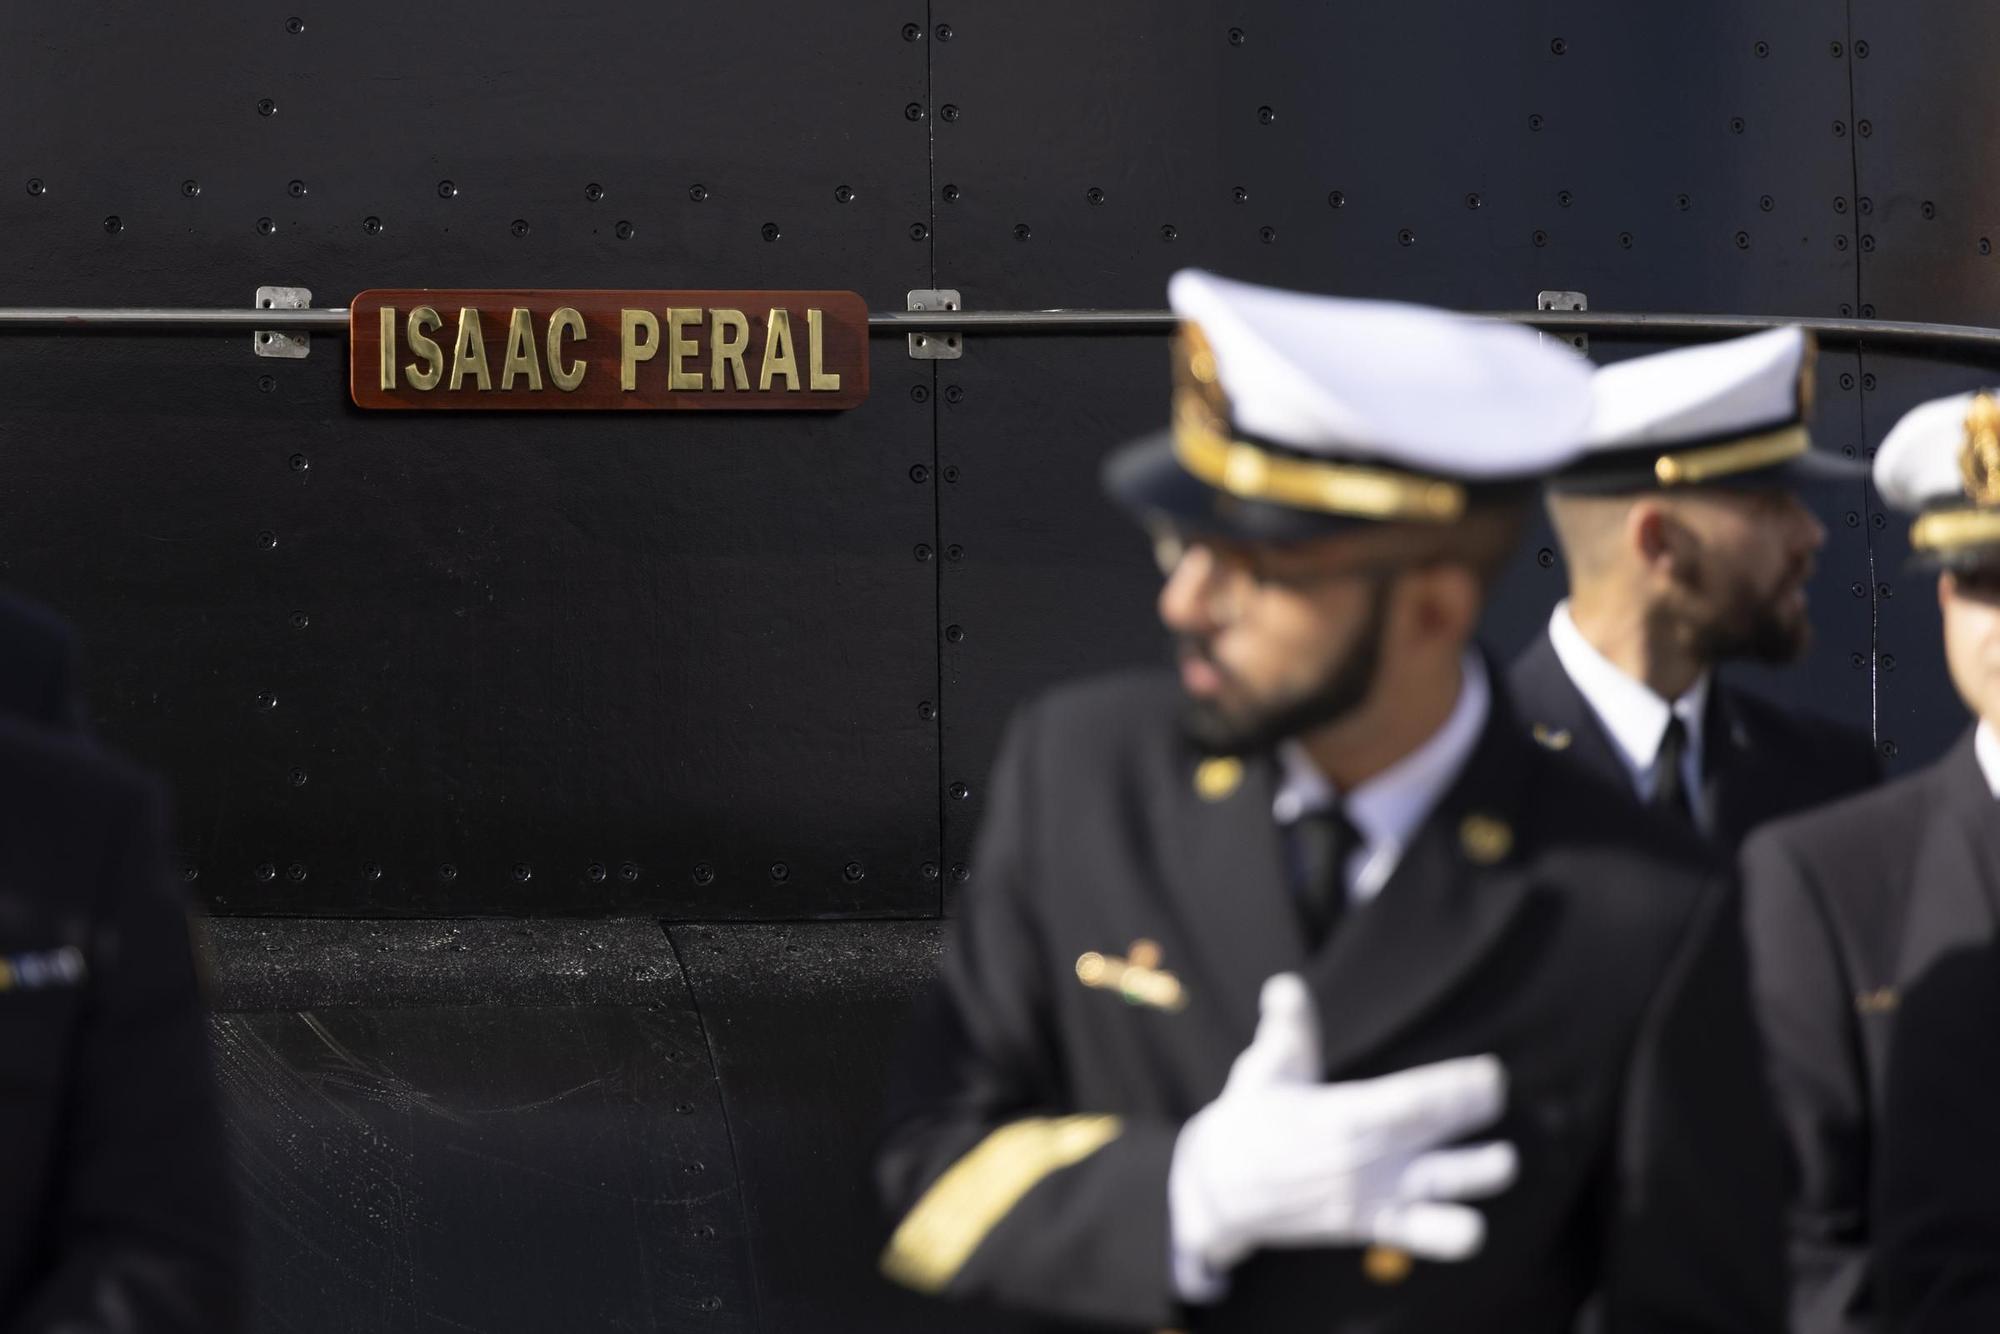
[1531,723,1573,752]
[1363,1245,1413,1285]
[1194,756,1244,802]
[1459,813,1514,865]
[1075,940,1187,1013]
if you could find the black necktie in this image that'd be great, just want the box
[1650,714,1697,827]
[1292,806,1363,948]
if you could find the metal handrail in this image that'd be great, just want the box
[1,304,1998,352]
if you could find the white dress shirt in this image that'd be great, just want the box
[1975,722,2000,797]
[1546,602,1712,832]
[1271,651,1492,906]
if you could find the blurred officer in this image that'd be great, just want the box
[1743,390,2000,1334]
[0,738,239,1325]
[875,272,1784,1333]
[1511,330,1878,852]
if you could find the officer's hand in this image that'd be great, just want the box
[1168,974,1517,1286]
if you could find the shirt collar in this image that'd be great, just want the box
[1272,651,1492,862]
[1975,722,2000,799]
[1547,600,1710,775]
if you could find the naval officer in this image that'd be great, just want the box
[1742,389,2000,1334]
[1510,330,1878,852]
[875,271,1785,1332]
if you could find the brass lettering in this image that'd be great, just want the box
[546,307,587,391]
[449,307,493,391]
[807,308,841,391]
[709,309,750,389]
[666,307,704,391]
[500,307,544,391]
[378,306,397,390]
[760,309,800,391]
[621,309,660,391]
[404,306,444,390]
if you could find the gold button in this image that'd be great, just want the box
[1363,1245,1413,1284]
[1459,813,1513,865]
[1194,756,1244,801]
[1075,952,1107,985]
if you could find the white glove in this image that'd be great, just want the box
[1168,973,1517,1297]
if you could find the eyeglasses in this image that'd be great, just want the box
[1150,527,1404,624]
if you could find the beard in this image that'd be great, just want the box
[1679,558,1814,665]
[1177,576,1393,755]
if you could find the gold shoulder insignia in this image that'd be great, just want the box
[1459,813,1514,865]
[1531,723,1573,752]
[1194,756,1244,801]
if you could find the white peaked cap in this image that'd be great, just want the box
[1585,327,1807,448]
[1875,391,1985,512]
[1165,270,1594,477]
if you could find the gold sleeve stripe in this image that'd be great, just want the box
[1651,424,1809,486]
[879,1114,1124,1293]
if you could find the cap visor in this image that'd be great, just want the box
[1100,430,1363,543]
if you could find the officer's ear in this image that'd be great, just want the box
[1395,561,1482,649]
[1627,499,1691,581]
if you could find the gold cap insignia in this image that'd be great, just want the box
[1075,940,1187,1013]
[1194,756,1245,802]
[1459,813,1514,865]
[1363,1245,1413,1285]
[1961,394,2000,508]
[1531,723,1573,752]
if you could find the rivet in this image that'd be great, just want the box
[1835,235,1849,251]
[259,530,279,550]
[256,862,277,882]
[910,385,930,405]
[1536,547,1556,568]
[286,863,307,882]
[363,863,383,882]
[1982,238,1993,256]
[942,465,961,483]
[1881,739,1897,758]
[1735,230,1751,249]
[1086,186,1105,205]
[934,23,952,40]
[1532,229,1549,247]
[903,101,926,122]
[1850,652,1865,668]
[1830,41,1844,57]
[909,464,931,483]
[901,21,922,41]
[1845,511,1861,527]
[289,179,308,198]
[363,215,383,234]
[182,864,200,882]
[1759,194,1775,212]
[1676,192,1691,210]
[1855,40,1871,58]
[1832,120,1847,137]
[1398,228,1416,246]
[1619,231,1634,249]
[922,862,940,881]
[103,215,122,234]
[945,624,965,643]
[1863,373,1877,390]
[1257,105,1276,125]
[289,610,309,629]
[257,217,276,236]
[943,384,964,404]
[1878,582,1893,598]
[510,218,530,237]
[1549,36,1567,54]
[288,453,309,472]
[1259,225,1277,243]
[286,16,304,32]
[439,863,458,881]
[1861,234,1875,252]
[918,700,936,720]
[1857,119,1873,137]
[1232,186,1250,204]
[1013,222,1031,241]
[437,179,457,199]
[258,375,277,392]
[1840,372,1856,390]
[951,865,969,884]
[1872,513,1887,529]
[1883,654,1898,670]
[512,863,532,882]
[1465,192,1482,209]
[1161,223,1179,241]
[1227,26,1245,45]
[843,862,866,883]
[585,182,604,201]
[945,545,965,562]
[688,183,708,202]
[256,691,277,709]
[770,862,789,882]
[949,782,971,800]
[1862,303,1876,317]
[26,178,45,197]
[1528,113,1544,131]
[940,103,961,122]
[620,862,640,882]
[908,221,928,241]
[257,98,277,117]
[692,862,715,886]
[761,221,781,241]
[1730,116,1746,134]
[1851,582,1866,598]
[914,544,934,562]
[181,179,201,198]
[1754,39,1769,57]
[1922,200,1937,220]
[941,184,960,203]
[615,220,634,240]
[834,184,854,203]
[1327,190,1345,209]
[587,862,607,883]
[289,768,308,787]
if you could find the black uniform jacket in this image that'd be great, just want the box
[878,669,1785,1333]
[1741,730,2000,1334]
[0,592,83,732]
[1509,630,1880,856]
[0,721,240,1334]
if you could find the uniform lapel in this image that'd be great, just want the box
[1160,744,1307,1038]
[1899,732,2000,990]
[1509,629,1629,792]
[1303,703,1542,1078]
[1703,682,1782,853]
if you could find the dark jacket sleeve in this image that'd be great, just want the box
[11,782,242,1334]
[1601,874,1788,1334]
[1739,827,1877,1334]
[875,701,1182,1329]
[1876,940,2000,1334]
